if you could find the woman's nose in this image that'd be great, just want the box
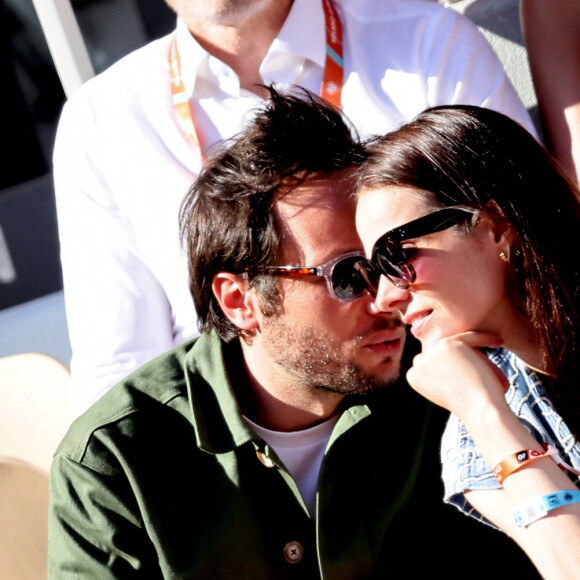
[369,275,411,314]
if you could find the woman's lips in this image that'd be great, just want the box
[405,310,433,339]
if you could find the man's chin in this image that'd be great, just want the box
[319,362,401,396]
[362,357,402,389]
[355,373,400,395]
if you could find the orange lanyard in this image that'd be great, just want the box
[169,0,344,158]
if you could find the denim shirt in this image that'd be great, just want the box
[441,347,580,525]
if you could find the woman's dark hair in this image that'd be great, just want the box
[179,86,365,342]
[357,105,580,436]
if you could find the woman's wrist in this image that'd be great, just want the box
[460,401,579,507]
[458,398,543,468]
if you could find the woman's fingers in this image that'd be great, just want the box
[406,332,508,413]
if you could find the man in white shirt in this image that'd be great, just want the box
[54,0,536,411]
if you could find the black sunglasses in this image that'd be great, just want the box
[369,206,479,291]
[250,251,373,302]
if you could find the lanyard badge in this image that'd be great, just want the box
[169,0,344,159]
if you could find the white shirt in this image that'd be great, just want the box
[53,0,536,411]
[245,415,340,517]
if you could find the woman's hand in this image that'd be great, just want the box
[409,333,580,579]
[406,331,508,418]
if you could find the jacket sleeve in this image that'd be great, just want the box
[48,451,161,578]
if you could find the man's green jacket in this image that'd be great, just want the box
[47,332,492,578]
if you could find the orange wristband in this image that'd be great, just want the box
[492,444,556,484]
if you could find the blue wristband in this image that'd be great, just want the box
[514,490,580,527]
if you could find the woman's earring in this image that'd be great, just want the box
[499,251,509,263]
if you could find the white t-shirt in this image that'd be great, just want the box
[245,415,340,517]
[54,0,536,411]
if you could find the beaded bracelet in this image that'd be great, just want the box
[514,490,580,527]
[493,445,557,484]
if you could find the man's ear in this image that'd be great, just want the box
[212,272,260,331]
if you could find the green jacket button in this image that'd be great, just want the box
[283,541,304,563]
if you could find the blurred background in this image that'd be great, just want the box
[0,0,176,365]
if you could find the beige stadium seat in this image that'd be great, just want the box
[0,352,75,472]
[0,353,75,579]
[0,457,49,580]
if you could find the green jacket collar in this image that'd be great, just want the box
[184,332,374,456]
[185,332,257,454]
